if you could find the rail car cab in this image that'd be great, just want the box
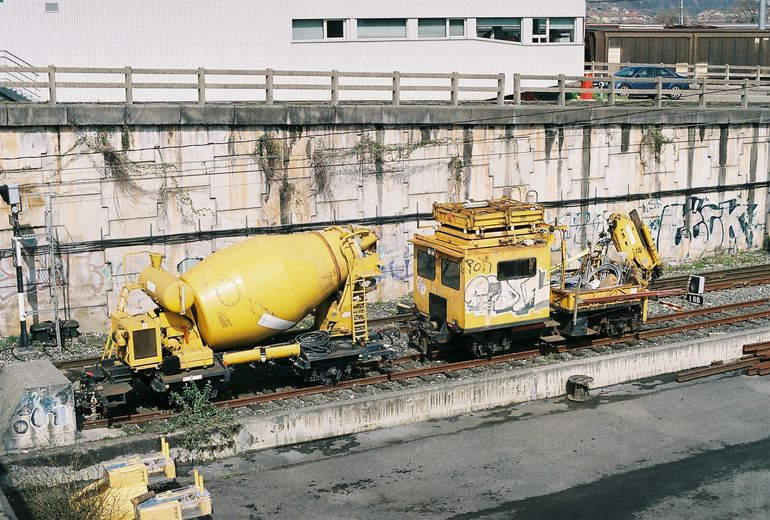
[411,199,556,357]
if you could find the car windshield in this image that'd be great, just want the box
[615,67,636,78]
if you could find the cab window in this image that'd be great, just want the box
[498,258,536,280]
[416,250,435,280]
[441,258,460,290]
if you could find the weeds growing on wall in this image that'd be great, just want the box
[639,126,672,167]
[309,148,332,197]
[254,134,283,188]
[85,130,147,198]
[448,155,465,201]
[353,134,452,166]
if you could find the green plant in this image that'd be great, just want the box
[164,382,239,454]
[639,126,672,166]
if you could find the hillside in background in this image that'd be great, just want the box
[599,0,739,12]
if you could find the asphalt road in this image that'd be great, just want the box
[198,372,770,519]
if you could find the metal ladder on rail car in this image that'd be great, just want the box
[349,277,369,344]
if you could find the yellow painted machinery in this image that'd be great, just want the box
[410,199,664,355]
[80,226,394,412]
[70,437,212,520]
[411,199,559,356]
[550,209,663,337]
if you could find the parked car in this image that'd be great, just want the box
[595,66,690,98]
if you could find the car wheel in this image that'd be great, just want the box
[668,85,682,100]
[618,84,631,97]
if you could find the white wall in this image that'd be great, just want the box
[0,0,586,102]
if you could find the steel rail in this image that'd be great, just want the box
[82,303,770,430]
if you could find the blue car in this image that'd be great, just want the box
[611,65,690,98]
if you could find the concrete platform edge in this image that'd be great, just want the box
[237,327,770,452]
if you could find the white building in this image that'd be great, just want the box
[0,0,586,102]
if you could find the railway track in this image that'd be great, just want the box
[651,263,770,292]
[55,264,770,372]
[81,297,770,430]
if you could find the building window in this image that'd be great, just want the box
[357,18,407,39]
[292,19,345,40]
[418,18,446,38]
[476,18,521,42]
[498,258,537,280]
[441,258,461,290]
[417,250,436,281]
[532,18,547,43]
[448,19,465,37]
[326,19,344,39]
[549,18,575,43]
[292,19,324,40]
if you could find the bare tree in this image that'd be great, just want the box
[730,0,760,23]
[654,8,689,25]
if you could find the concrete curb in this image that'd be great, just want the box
[1,326,768,487]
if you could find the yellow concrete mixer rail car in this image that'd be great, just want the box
[77,226,396,413]
[409,199,663,357]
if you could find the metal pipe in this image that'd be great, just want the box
[222,343,301,366]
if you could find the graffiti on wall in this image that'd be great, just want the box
[5,387,75,450]
[553,196,763,259]
[649,196,763,255]
[555,208,613,248]
[465,269,549,318]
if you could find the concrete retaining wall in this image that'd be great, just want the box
[0,104,768,334]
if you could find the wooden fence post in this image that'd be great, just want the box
[724,64,730,84]
[514,73,521,105]
[331,70,339,105]
[265,68,274,105]
[197,67,205,106]
[654,77,662,107]
[699,79,707,107]
[558,74,565,106]
[47,65,56,105]
[742,77,749,107]
[450,72,459,105]
[124,66,133,105]
[608,79,616,106]
[497,73,505,105]
[392,71,401,106]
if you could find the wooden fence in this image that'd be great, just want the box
[0,64,768,106]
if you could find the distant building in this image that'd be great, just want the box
[0,0,586,101]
